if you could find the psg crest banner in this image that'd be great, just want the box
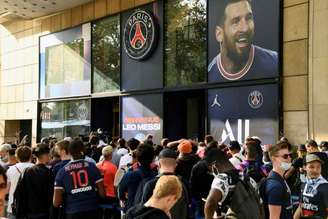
[121,94,163,144]
[208,84,279,145]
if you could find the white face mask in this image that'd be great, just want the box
[280,161,292,171]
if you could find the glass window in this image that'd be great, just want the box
[165,0,207,87]
[92,15,120,93]
[40,99,90,139]
[40,24,91,99]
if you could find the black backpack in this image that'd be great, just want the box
[225,175,264,219]
[12,167,28,219]
[133,171,155,206]
[242,162,266,183]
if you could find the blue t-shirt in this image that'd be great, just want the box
[118,166,156,212]
[52,159,70,178]
[264,171,293,219]
[54,159,103,214]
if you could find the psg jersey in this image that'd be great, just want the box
[54,159,103,214]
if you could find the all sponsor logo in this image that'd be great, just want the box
[123,10,158,60]
[248,90,263,109]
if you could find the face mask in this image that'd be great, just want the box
[280,161,292,171]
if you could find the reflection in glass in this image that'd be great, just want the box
[40,99,90,139]
[92,16,120,93]
[165,0,207,87]
[45,39,84,85]
[40,25,91,99]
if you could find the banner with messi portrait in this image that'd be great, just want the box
[208,0,281,83]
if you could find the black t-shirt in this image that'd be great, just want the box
[23,164,54,216]
[175,154,200,182]
[292,157,304,169]
[311,152,328,180]
[126,205,169,219]
[300,181,328,218]
[142,173,189,219]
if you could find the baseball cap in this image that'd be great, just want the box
[158,148,177,159]
[33,143,50,157]
[228,141,240,151]
[251,136,262,143]
[102,145,113,156]
[178,140,192,154]
[305,154,323,164]
[0,144,11,152]
[298,144,306,151]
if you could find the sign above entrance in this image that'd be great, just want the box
[123,10,158,61]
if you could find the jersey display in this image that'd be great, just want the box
[208,84,279,144]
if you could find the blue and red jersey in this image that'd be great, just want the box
[54,159,103,214]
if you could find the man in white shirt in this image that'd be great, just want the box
[228,141,245,168]
[119,138,139,169]
[6,146,34,219]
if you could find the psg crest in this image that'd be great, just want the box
[248,90,263,109]
[123,10,158,61]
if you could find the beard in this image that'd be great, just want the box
[223,32,253,64]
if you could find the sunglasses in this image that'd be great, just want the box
[279,153,293,159]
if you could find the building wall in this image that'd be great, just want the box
[0,0,154,145]
[0,0,327,145]
[283,0,309,144]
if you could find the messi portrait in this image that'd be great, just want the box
[208,0,281,83]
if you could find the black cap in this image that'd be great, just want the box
[228,141,241,151]
[158,148,177,159]
[298,144,306,151]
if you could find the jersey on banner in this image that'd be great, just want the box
[208,84,279,144]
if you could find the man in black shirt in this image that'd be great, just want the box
[126,175,182,219]
[305,140,328,180]
[21,143,54,219]
[142,149,189,219]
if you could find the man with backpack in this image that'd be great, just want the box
[260,142,293,219]
[19,144,53,219]
[141,149,189,219]
[204,148,261,219]
[118,143,157,213]
[6,146,34,219]
[126,175,183,219]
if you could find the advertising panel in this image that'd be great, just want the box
[208,0,280,83]
[208,84,279,144]
[122,94,163,144]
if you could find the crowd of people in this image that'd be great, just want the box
[0,133,327,219]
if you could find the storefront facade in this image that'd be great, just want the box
[0,0,324,145]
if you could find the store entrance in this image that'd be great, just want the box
[91,97,119,137]
[5,120,32,145]
[164,90,205,141]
